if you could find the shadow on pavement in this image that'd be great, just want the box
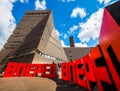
[51,79,89,91]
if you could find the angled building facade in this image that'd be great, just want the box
[0,10,68,67]
[64,47,92,61]
[0,10,92,73]
[64,36,92,61]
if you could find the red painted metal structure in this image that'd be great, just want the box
[99,8,120,91]
[61,1,120,91]
[3,1,120,91]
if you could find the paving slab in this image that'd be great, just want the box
[0,77,56,91]
[0,77,93,91]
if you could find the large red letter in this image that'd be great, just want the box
[15,63,27,77]
[4,62,17,77]
[33,64,43,77]
[75,59,86,88]
[61,62,69,81]
[49,63,57,78]
[99,6,120,90]
[82,55,96,91]
[68,61,77,83]
[25,64,35,77]
[90,45,116,91]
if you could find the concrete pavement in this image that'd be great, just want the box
[0,77,56,91]
[0,77,91,91]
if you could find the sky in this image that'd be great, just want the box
[0,0,118,50]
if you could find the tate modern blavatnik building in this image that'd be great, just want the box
[0,10,67,66]
[0,10,91,73]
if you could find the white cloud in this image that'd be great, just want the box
[0,36,6,50]
[71,7,87,18]
[97,0,111,4]
[19,0,29,3]
[68,25,78,34]
[60,40,69,47]
[67,0,75,2]
[0,0,30,50]
[55,28,64,37]
[63,34,68,39]
[55,28,60,37]
[60,24,66,27]
[0,0,16,50]
[55,29,68,47]
[60,0,75,2]
[78,8,103,42]
[75,43,88,47]
[35,0,46,10]
[109,0,118,4]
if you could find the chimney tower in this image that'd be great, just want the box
[69,36,75,47]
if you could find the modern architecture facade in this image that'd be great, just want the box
[64,47,92,61]
[0,10,68,73]
[0,10,91,73]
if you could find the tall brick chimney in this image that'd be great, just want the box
[69,36,75,47]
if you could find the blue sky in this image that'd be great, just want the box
[0,0,118,50]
